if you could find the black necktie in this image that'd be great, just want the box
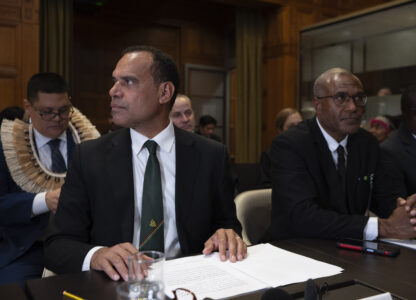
[139,140,164,252]
[48,139,67,173]
[336,145,346,181]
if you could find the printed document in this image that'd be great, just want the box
[164,243,343,299]
[381,238,416,250]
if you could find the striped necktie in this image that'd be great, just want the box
[139,140,164,252]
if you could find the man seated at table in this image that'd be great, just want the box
[382,84,416,197]
[45,45,246,282]
[264,68,416,242]
[0,73,99,286]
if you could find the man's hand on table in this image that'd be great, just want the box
[202,228,247,262]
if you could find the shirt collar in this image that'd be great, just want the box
[32,122,67,148]
[130,121,175,155]
[316,117,348,154]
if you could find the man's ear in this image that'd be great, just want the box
[312,97,320,112]
[23,99,31,115]
[159,82,175,105]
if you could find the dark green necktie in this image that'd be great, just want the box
[139,140,164,252]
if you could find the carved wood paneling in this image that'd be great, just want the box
[0,1,38,111]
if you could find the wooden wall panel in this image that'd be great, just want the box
[73,0,230,133]
[260,0,396,150]
[0,0,38,112]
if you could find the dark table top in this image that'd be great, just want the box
[22,238,416,300]
[0,282,28,300]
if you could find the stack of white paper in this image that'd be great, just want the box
[164,243,343,299]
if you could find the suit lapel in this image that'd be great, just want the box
[105,129,135,242]
[174,127,200,252]
[399,124,416,160]
[66,128,75,164]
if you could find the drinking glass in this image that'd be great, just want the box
[116,251,165,300]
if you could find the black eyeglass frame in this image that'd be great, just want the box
[315,93,368,107]
[172,288,197,300]
[31,104,74,121]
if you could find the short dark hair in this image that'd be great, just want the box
[0,106,25,124]
[27,72,69,103]
[401,84,416,114]
[199,115,217,127]
[121,45,180,109]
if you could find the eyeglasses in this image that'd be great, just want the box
[315,92,367,107]
[172,288,197,300]
[32,105,74,121]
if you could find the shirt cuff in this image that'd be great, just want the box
[32,192,49,216]
[363,217,378,240]
[82,246,104,271]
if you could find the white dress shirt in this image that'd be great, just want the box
[32,127,68,216]
[82,122,180,271]
[316,118,378,240]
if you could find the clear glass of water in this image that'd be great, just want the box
[116,251,165,300]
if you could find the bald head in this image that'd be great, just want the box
[170,94,195,132]
[313,68,363,98]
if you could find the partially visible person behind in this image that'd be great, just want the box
[0,106,25,124]
[264,67,416,242]
[377,87,392,97]
[382,84,416,197]
[196,115,221,142]
[257,108,303,188]
[275,108,303,135]
[369,115,395,143]
[0,73,99,286]
[170,94,195,132]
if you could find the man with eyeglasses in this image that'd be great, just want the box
[264,68,416,242]
[0,72,99,285]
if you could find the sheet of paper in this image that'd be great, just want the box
[164,254,268,299]
[230,243,343,287]
[164,243,343,299]
[380,238,416,250]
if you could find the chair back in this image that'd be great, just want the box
[234,189,272,245]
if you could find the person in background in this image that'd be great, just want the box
[44,45,246,282]
[377,87,392,97]
[196,115,221,142]
[257,108,303,188]
[369,115,395,143]
[0,73,99,286]
[170,94,195,132]
[264,67,416,242]
[275,108,303,135]
[382,84,416,198]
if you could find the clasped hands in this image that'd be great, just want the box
[91,228,247,281]
[380,194,416,239]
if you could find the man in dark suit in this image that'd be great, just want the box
[45,46,246,282]
[382,85,416,197]
[265,68,416,241]
[0,73,74,285]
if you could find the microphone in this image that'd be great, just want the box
[261,287,292,300]
[304,279,323,300]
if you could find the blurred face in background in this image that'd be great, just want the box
[282,112,302,132]
[200,123,215,138]
[170,95,195,132]
[369,122,390,143]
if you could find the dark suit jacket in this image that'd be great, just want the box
[0,129,75,269]
[44,127,241,274]
[381,124,416,197]
[264,118,398,241]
